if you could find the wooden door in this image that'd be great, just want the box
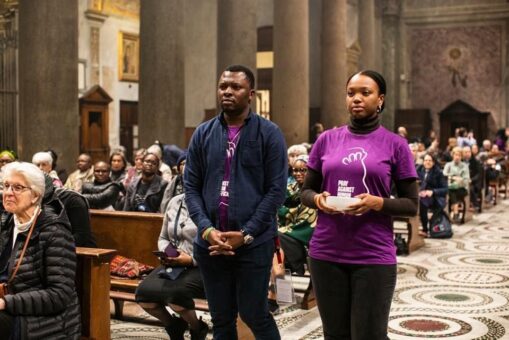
[120,101,138,163]
[80,105,109,162]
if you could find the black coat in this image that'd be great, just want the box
[417,165,448,209]
[123,175,168,213]
[82,181,121,209]
[0,199,81,339]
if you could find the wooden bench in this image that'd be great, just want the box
[89,209,255,339]
[393,215,424,254]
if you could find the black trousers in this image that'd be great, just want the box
[309,257,397,340]
[278,232,307,275]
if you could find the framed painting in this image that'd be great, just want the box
[118,32,139,82]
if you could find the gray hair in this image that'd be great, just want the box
[287,144,308,156]
[147,145,163,159]
[32,151,53,165]
[2,161,45,204]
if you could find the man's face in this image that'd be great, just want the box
[142,154,159,176]
[462,147,472,160]
[77,155,91,172]
[217,71,254,115]
[94,162,110,184]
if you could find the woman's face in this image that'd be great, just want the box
[292,160,307,185]
[423,155,434,170]
[0,155,14,169]
[34,160,52,174]
[288,151,305,168]
[134,153,145,170]
[110,155,125,171]
[2,173,38,216]
[346,74,384,119]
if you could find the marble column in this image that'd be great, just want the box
[381,0,401,131]
[18,0,78,171]
[217,0,257,77]
[273,0,309,145]
[358,0,376,70]
[321,0,348,129]
[139,0,185,148]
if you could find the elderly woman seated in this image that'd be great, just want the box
[82,161,122,210]
[32,151,63,187]
[0,162,80,339]
[278,155,317,275]
[417,154,448,236]
[443,146,470,222]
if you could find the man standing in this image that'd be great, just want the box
[462,146,482,212]
[185,65,287,339]
[64,153,94,192]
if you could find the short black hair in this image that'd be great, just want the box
[347,70,386,112]
[224,64,255,89]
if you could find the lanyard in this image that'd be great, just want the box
[172,199,184,247]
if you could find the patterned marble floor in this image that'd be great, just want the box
[111,200,509,339]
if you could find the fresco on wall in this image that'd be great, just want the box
[409,24,502,131]
[102,0,139,20]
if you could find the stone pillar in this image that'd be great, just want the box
[18,0,78,171]
[381,0,401,131]
[321,0,348,129]
[217,0,257,77]
[273,0,309,145]
[358,0,376,70]
[139,1,185,147]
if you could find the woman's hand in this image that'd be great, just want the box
[343,193,384,216]
[161,250,193,267]
[314,191,343,214]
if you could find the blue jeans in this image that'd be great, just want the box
[194,240,280,340]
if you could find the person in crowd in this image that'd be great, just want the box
[471,143,480,159]
[82,161,121,210]
[0,151,15,170]
[443,146,470,222]
[124,148,146,189]
[441,137,458,163]
[287,144,308,183]
[422,129,437,148]
[397,126,408,140]
[463,146,482,212]
[489,144,505,162]
[494,127,509,152]
[147,144,173,182]
[278,155,316,275]
[135,192,208,340]
[300,70,418,339]
[46,149,68,184]
[0,162,81,339]
[32,151,62,187]
[123,153,168,213]
[110,151,128,185]
[310,122,324,143]
[417,154,448,237]
[185,64,287,339]
[64,153,94,192]
[160,153,187,214]
[409,143,420,167]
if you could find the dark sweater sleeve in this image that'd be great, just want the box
[301,168,323,209]
[380,179,419,217]
[301,168,418,217]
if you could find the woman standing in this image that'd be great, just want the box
[301,70,418,340]
[0,162,80,339]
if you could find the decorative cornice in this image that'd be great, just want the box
[403,3,509,24]
[85,9,109,23]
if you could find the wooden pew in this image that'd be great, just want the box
[76,247,117,340]
[89,209,255,339]
[393,215,424,254]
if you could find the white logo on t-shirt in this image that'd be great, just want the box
[341,147,370,194]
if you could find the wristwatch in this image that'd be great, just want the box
[241,229,254,245]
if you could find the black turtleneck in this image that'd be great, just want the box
[347,113,381,134]
[301,114,419,217]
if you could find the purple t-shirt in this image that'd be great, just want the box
[218,126,242,231]
[307,126,417,265]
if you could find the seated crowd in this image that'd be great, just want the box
[0,125,507,338]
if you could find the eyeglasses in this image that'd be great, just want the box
[292,168,307,174]
[94,169,109,173]
[3,182,31,194]
[143,159,158,166]
[0,159,13,164]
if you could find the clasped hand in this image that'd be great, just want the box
[316,191,383,216]
[207,229,244,256]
